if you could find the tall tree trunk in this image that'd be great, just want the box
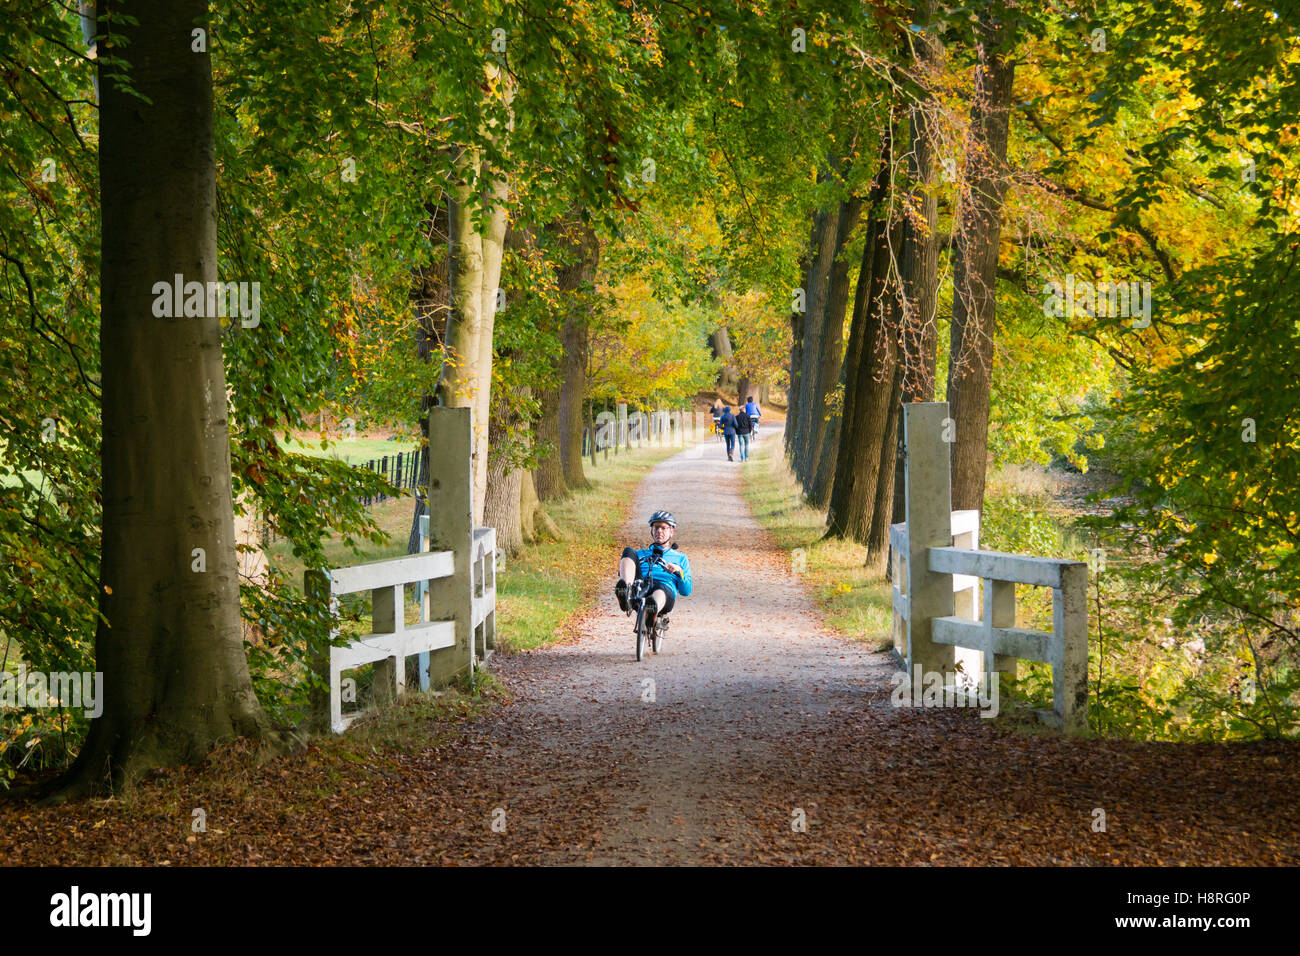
[534,379,567,501]
[786,309,803,457]
[947,14,1016,514]
[709,327,738,393]
[554,217,598,492]
[736,373,751,409]
[482,392,523,557]
[786,202,824,459]
[559,311,591,491]
[826,219,903,542]
[60,0,270,796]
[807,194,864,507]
[473,163,511,527]
[793,199,843,485]
[828,212,879,504]
[533,214,597,499]
[519,467,559,543]
[867,360,904,571]
[899,1,944,404]
[441,150,486,457]
[827,123,897,541]
[437,67,513,527]
[892,4,946,534]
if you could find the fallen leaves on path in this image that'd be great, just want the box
[2,441,1297,866]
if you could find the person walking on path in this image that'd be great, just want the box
[734,407,753,461]
[719,405,737,461]
[743,395,761,441]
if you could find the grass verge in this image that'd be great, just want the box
[740,431,893,651]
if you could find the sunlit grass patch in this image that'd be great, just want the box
[279,436,418,465]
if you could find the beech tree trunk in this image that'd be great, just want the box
[59,0,271,796]
[867,361,904,570]
[482,386,523,556]
[435,66,513,526]
[829,216,902,544]
[807,194,863,507]
[827,126,897,542]
[484,459,523,557]
[827,213,878,507]
[817,249,871,529]
[709,327,738,392]
[787,202,825,459]
[473,151,511,526]
[559,311,591,491]
[947,14,1016,514]
[892,4,946,530]
[407,197,449,556]
[442,153,486,467]
[519,468,558,543]
[534,379,566,501]
[899,0,944,404]
[793,199,842,485]
[555,218,598,492]
[533,213,598,500]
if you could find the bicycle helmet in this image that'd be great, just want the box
[648,510,677,528]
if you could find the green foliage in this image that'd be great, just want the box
[988,283,1111,471]
[979,493,1065,558]
[0,3,101,696]
[1083,569,1300,741]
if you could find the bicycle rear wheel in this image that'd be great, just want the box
[651,622,662,654]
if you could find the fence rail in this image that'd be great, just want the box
[306,551,457,734]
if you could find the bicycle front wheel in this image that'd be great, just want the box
[635,611,646,661]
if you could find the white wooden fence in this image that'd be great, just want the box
[891,402,1088,732]
[308,407,496,733]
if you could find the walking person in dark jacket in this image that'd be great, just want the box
[734,407,753,461]
[719,405,737,461]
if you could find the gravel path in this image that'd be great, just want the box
[466,428,893,864]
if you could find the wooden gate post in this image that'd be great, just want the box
[425,406,474,686]
[903,402,956,681]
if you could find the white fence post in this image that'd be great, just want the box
[903,402,956,682]
[1054,563,1088,732]
[426,405,474,685]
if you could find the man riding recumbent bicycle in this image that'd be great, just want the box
[614,510,693,661]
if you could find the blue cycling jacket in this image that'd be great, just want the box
[633,545,693,597]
